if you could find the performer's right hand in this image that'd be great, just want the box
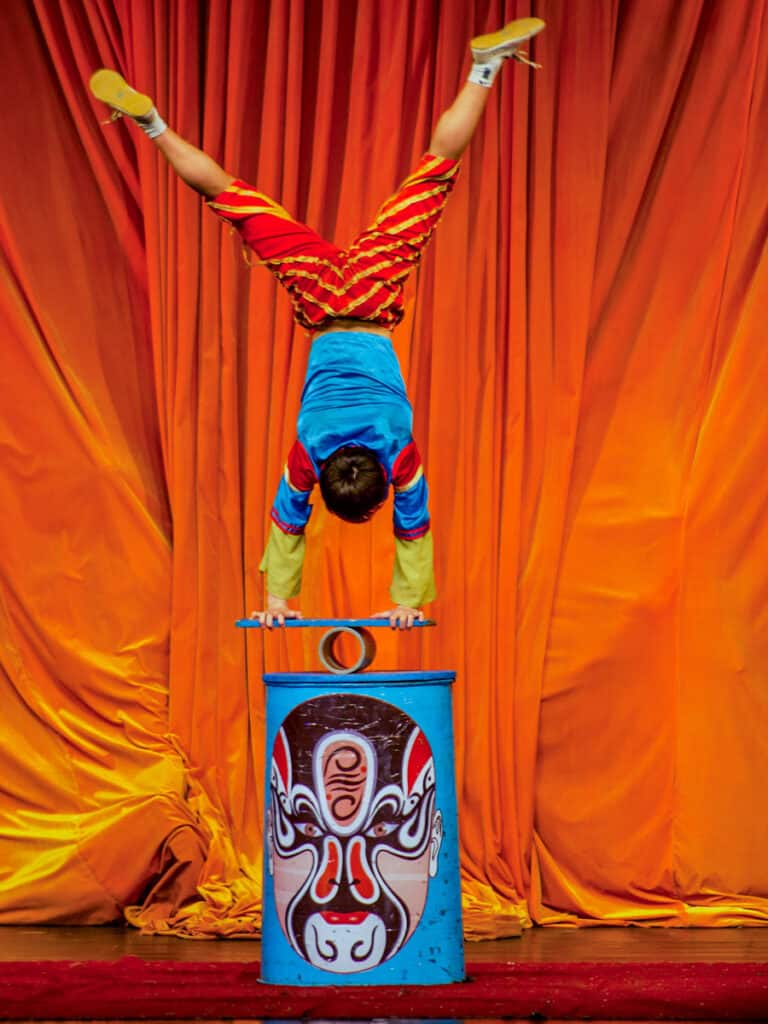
[250,594,302,629]
[372,605,424,630]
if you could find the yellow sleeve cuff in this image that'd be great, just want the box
[391,531,436,608]
[259,523,306,599]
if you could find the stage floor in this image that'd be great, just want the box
[2,924,767,1022]
[3,922,767,962]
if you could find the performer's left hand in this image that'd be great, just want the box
[250,594,303,629]
[372,605,424,630]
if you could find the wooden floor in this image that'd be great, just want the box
[3,922,767,962]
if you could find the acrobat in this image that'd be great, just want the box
[89,17,545,629]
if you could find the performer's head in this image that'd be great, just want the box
[320,445,388,523]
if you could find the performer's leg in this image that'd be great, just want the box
[343,76,501,263]
[89,69,336,272]
[427,82,493,162]
[335,16,544,325]
[89,69,339,328]
[153,129,235,198]
[351,15,545,252]
[429,15,545,160]
[89,70,234,197]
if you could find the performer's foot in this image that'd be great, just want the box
[89,69,154,120]
[471,16,545,67]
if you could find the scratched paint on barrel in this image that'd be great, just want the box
[262,672,464,985]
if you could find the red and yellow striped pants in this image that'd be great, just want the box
[207,153,460,331]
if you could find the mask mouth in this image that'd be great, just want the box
[303,910,388,972]
[320,910,369,925]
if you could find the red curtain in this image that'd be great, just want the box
[0,0,766,937]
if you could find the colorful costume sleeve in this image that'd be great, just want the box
[391,441,430,540]
[391,533,436,608]
[259,524,306,600]
[390,442,435,606]
[259,441,317,599]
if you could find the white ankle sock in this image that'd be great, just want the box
[137,107,167,139]
[468,56,505,88]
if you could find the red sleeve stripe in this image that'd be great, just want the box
[394,465,423,493]
[286,440,317,491]
[271,509,306,536]
[391,441,423,490]
[394,521,431,541]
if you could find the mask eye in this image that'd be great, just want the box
[365,821,398,839]
[295,821,323,837]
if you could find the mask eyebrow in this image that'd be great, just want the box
[290,787,324,822]
[364,787,403,830]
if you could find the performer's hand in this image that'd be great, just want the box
[372,605,424,630]
[250,594,302,629]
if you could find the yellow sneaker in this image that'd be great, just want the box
[471,17,546,63]
[88,69,153,118]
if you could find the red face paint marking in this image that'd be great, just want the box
[313,837,341,900]
[273,729,289,788]
[349,837,376,901]
[406,729,432,793]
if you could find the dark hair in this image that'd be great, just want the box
[319,446,389,523]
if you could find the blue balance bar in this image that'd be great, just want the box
[235,617,436,629]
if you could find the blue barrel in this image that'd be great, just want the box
[261,671,464,985]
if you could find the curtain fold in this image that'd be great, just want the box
[0,0,766,938]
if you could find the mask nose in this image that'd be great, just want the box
[346,835,378,902]
[310,835,342,902]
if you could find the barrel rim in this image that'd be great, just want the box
[263,670,456,685]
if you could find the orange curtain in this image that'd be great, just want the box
[1,0,766,937]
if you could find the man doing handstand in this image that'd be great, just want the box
[89,17,545,628]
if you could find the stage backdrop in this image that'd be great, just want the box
[1,0,766,938]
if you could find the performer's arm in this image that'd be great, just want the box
[253,441,317,627]
[391,532,435,607]
[374,442,435,628]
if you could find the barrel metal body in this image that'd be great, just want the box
[261,670,464,985]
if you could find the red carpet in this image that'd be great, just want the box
[1,959,767,1019]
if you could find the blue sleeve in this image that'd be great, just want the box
[271,474,313,534]
[393,474,430,540]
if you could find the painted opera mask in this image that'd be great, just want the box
[267,693,443,973]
